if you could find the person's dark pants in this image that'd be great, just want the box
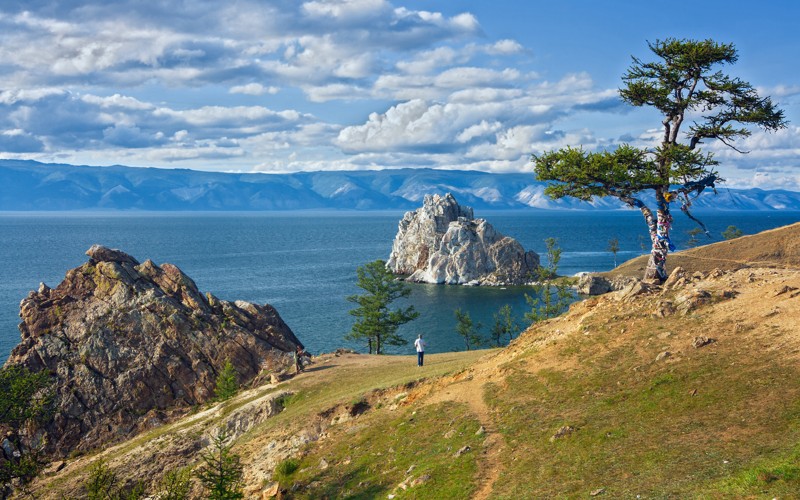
[417,351,424,366]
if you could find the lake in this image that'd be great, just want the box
[1,210,798,361]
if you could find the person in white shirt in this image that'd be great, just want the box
[414,334,426,366]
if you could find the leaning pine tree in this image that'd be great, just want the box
[533,39,785,281]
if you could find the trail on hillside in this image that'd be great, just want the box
[424,363,505,500]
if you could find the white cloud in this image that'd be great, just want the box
[339,71,618,156]
[302,0,390,20]
[303,83,369,102]
[434,67,521,88]
[229,83,280,95]
[485,39,524,55]
[395,46,459,75]
[0,88,67,104]
[80,93,154,110]
[153,105,304,127]
[456,120,503,143]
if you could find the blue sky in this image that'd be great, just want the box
[0,0,798,189]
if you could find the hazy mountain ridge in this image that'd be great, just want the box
[1,159,798,211]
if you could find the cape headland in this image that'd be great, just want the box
[4,245,302,458]
[387,193,540,285]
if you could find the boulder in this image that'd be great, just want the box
[5,245,302,458]
[387,194,539,285]
[577,275,612,295]
[691,336,715,348]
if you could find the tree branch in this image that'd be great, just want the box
[716,135,750,154]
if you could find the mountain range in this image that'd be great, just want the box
[1,159,798,211]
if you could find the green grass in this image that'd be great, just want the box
[706,443,800,497]
[287,401,482,499]
[239,350,495,444]
[483,313,800,498]
[37,350,493,498]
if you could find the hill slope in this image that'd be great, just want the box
[3,159,800,211]
[22,224,800,498]
[608,221,800,278]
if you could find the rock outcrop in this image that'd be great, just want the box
[387,193,539,285]
[5,245,302,457]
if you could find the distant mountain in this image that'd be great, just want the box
[1,159,799,211]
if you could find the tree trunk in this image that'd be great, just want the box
[644,194,672,281]
[622,194,671,282]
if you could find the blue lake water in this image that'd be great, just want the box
[1,210,798,361]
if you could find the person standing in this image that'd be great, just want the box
[294,345,305,373]
[414,334,426,367]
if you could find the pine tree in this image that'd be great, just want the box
[346,260,419,354]
[608,237,620,268]
[196,430,244,500]
[525,238,573,324]
[721,225,744,240]
[533,39,785,281]
[0,365,52,493]
[490,304,520,347]
[214,360,238,402]
[454,308,483,351]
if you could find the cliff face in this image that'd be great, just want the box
[5,245,302,457]
[387,193,540,285]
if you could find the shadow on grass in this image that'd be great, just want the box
[299,364,337,373]
[293,464,388,499]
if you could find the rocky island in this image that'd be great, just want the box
[387,193,539,285]
[5,245,302,458]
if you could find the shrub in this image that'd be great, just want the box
[160,466,192,500]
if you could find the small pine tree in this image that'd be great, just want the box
[686,227,704,248]
[454,308,483,351]
[214,360,238,402]
[525,238,573,324]
[608,237,620,268]
[490,304,520,347]
[83,460,145,500]
[0,365,53,492]
[160,466,192,500]
[84,461,117,500]
[196,429,244,500]
[721,225,744,240]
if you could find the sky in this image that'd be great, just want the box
[0,0,798,190]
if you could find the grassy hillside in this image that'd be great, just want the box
[24,223,800,498]
[606,221,800,278]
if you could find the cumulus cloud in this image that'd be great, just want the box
[484,39,524,55]
[339,71,616,158]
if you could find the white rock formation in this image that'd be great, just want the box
[387,193,539,285]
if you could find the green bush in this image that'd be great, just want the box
[273,458,300,485]
[160,466,192,500]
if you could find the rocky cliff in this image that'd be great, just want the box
[387,193,540,285]
[4,245,302,457]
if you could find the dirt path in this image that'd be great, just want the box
[425,368,504,500]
